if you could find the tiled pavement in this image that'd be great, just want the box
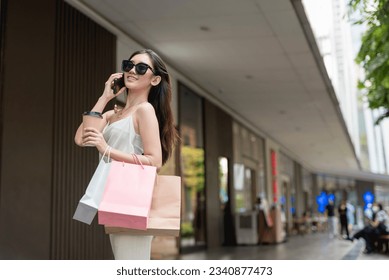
[178,232,389,260]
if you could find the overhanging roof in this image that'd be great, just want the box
[67,0,389,184]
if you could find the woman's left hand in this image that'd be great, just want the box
[82,127,108,154]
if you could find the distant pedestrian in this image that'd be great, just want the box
[346,201,355,232]
[326,200,337,238]
[338,200,351,240]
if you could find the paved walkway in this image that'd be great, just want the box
[179,232,389,260]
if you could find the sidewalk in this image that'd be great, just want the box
[178,232,389,260]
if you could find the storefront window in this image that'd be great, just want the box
[234,165,255,212]
[179,83,206,249]
[279,152,296,233]
[302,168,313,212]
[279,153,295,207]
[375,185,389,207]
[232,122,265,210]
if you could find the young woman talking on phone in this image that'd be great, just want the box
[74,49,178,259]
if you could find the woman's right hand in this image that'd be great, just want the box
[102,73,126,100]
[75,73,125,146]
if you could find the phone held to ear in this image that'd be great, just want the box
[111,76,125,94]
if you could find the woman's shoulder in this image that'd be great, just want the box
[133,102,157,133]
[135,102,156,116]
[138,102,155,111]
[103,109,115,122]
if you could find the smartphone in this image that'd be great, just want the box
[111,76,125,94]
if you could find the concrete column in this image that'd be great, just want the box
[294,162,303,217]
[312,174,319,214]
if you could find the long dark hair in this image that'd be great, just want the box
[129,49,178,165]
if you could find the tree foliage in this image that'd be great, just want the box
[181,146,204,192]
[348,0,389,124]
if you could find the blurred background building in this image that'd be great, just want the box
[303,0,389,175]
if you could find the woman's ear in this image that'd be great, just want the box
[151,75,161,86]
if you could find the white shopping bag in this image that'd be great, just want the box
[73,148,111,225]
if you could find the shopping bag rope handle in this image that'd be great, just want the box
[101,145,111,161]
[131,153,144,169]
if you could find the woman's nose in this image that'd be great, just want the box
[128,65,136,74]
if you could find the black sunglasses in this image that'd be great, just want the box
[121,60,156,75]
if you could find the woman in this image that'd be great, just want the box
[74,49,178,259]
[338,200,350,240]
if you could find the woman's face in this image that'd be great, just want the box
[123,53,156,92]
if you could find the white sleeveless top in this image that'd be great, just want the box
[87,114,144,215]
[88,115,144,207]
[103,115,143,155]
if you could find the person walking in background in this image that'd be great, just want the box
[326,199,337,238]
[74,49,178,259]
[346,201,355,233]
[338,200,351,240]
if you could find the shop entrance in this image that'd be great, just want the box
[234,164,258,245]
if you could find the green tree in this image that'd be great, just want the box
[181,146,204,192]
[348,0,389,124]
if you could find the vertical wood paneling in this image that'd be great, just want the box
[1,0,56,259]
[0,0,6,204]
[51,0,115,259]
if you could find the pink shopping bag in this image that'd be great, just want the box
[98,155,156,230]
[105,175,182,236]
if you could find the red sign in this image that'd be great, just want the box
[271,150,278,203]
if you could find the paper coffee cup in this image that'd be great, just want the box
[82,111,106,146]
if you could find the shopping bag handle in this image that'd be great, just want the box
[101,145,111,161]
[132,153,144,169]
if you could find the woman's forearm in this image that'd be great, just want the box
[108,146,160,168]
[74,96,111,146]
[91,96,111,114]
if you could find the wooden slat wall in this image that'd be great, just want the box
[51,0,115,259]
[0,0,6,205]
